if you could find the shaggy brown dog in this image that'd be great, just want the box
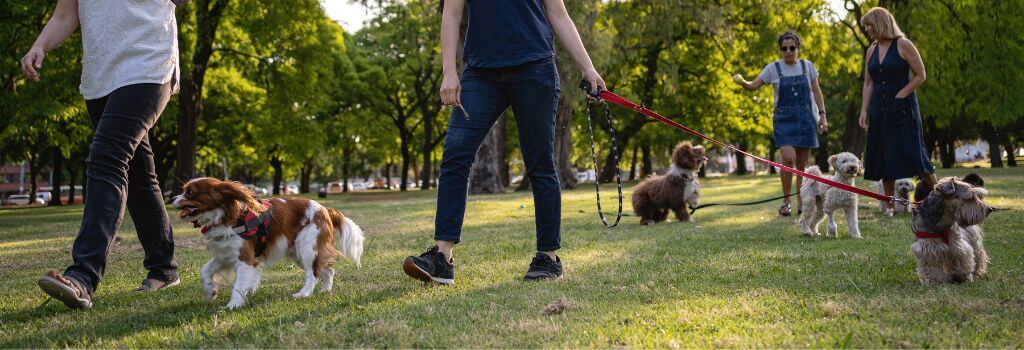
[631,142,708,225]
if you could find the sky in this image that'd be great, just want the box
[321,0,373,33]
[321,1,851,33]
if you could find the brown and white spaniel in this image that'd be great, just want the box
[172,177,364,309]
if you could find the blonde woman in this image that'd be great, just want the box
[858,7,936,217]
[734,31,828,216]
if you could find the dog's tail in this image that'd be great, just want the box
[802,165,822,186]
[327,207,365,267]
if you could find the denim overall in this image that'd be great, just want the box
[772,60,819,149]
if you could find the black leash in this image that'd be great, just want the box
[583,87,623,228]
[688,191,799,214]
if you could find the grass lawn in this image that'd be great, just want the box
[1,167,1022,348]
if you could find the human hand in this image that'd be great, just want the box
[20,46,45,81]
[818,117,829,134]
[858,111,868,129]
[895,91,909,99]
[582,68,606,101]
[732,74,745,85]
[439,72,461,107]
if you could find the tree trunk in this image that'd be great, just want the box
[67,159,77,204]
[300,159,313,194]
[48,148,63,206]
[385,161,394,189]
[1007,141,1018,167]
[497,116,509,187]
[554,63,577,190]
[469,116,505,195]
[938,132,956,168]
[270,156,283,195]
[640,143,653,178]
[840,101,866,157]
[399,136,410,191]
[468,113,506,194]
[768,137,778,174]
[420,115,434,190]
[628,143,639,180]
[982,124,1003,168]
[28,153,40,205]
[733,141,749,175]
[172,0,230,194]
[343,145,352,193]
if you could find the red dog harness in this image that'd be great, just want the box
[202,200,274,256]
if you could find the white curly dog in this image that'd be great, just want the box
[799,152,863,238]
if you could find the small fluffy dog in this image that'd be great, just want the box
[914,172,984,202]
[631,141,707,225]
[875,178,914,214]
[799,152,863,238]
[911,177,989,285]
[172,178,365,309]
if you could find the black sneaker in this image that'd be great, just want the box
[524,252,563,281]
[403,246,454,285]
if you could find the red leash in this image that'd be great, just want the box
[579,80,904,205]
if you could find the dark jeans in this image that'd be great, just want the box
[434,57,562,251]
[64,83,177,296]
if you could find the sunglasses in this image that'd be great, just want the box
[779,45,799,52]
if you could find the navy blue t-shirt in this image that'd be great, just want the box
[464,0,555,68]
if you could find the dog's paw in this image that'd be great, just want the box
[225,299,245,310]
[292,291,312,299]
[204,290,217,302]
[849,232,863,239]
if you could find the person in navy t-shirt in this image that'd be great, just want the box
[403,0,605,284]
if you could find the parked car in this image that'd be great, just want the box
[349,182,368,191]
[5,194,45,205]
[243,184,269,196]
[284,185,299,195]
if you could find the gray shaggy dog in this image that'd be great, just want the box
[798,152,862,238]
[911,177,990,285]
[631,142,707,225]
[875,178,914,214]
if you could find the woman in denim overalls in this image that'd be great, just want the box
[734,31,829,216]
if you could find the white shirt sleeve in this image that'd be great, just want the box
[758,62,777,85]
[807,60,819,81]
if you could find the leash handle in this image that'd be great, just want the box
[585,99,623,228]
[579,79,602,98]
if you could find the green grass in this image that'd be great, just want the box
[1,167,1023,348]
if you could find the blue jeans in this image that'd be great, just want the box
[434,57,562,251]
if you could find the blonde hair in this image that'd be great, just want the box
[861,7,906,41]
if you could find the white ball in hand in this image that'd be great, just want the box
[732,74,744,84]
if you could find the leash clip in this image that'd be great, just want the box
[578,79,602,99]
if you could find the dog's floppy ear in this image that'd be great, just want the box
[935,178,957,196]
[828,154,838,168]
[217,181,262,211]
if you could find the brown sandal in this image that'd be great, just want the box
[37,270,92,309]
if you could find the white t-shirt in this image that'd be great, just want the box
[78,0,180,100]
[758,59,820,122]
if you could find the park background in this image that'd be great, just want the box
[1,0,1023,348]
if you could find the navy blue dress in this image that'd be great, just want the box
[863,38,934,181]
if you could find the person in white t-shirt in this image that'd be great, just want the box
[21,0,188,309]
[732,31,828,217]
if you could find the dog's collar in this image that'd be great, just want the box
[201,200,274,255]
[914,228,950,244]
